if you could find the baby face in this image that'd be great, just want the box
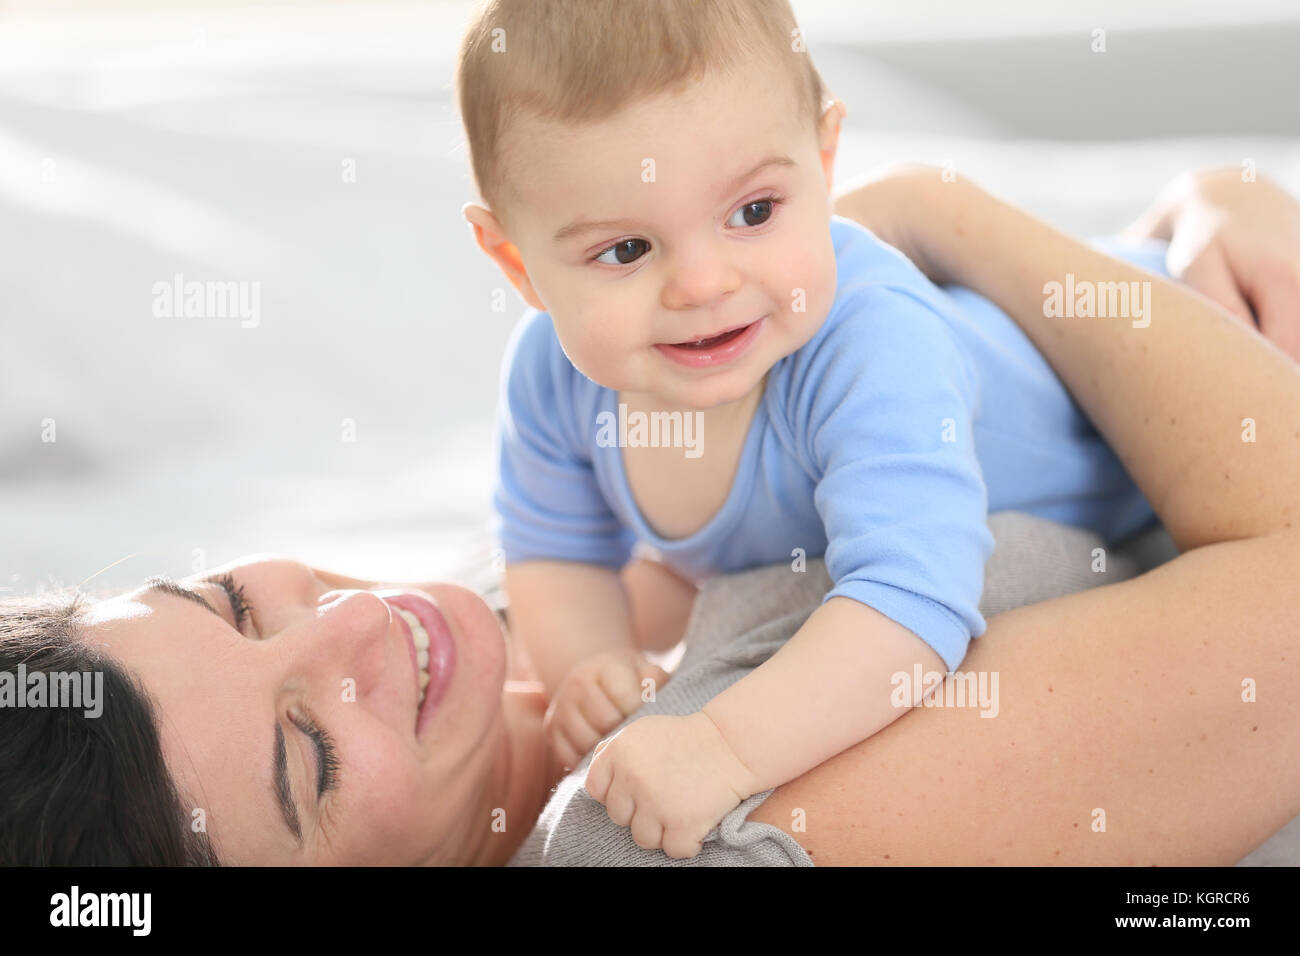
[489,61,842,410]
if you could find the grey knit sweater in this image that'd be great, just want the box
[508,512,1171,866]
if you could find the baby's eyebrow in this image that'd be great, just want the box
[551,153,797,244]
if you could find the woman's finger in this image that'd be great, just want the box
[1175,240,1255,328]
[1250,264,1300,361]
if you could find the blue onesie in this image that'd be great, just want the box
[493,215,1169,671]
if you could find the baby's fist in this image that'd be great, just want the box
[544,648,668,769]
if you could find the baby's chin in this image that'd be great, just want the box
[643,366,769,412]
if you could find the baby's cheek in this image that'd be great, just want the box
[775,229,838,326]
[559,304,641,383]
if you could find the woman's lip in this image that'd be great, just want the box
[655,317,763,368]
[381,592,457,739]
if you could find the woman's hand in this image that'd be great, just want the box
[1123,167,1300,359]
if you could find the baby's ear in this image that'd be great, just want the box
[462,202,546,312]
[817,99,847,188]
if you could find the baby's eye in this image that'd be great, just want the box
[593,238,650,265]
[727,198,775,228]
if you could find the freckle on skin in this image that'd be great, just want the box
[1048,686,1053,693]
[1073,823,1079,828]
[1252,726,1258,732]
[1200,734,1207,742]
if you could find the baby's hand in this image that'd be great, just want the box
[544,648,668,769]
[584,712,760,859]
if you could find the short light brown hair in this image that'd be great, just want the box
[456,0,830,225]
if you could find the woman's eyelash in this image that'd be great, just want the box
[293,712,340,795]
[588,194,785,262]
[212,572,253,629]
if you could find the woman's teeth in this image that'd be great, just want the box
[396,607,433,704]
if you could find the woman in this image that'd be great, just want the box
[3,167,1299,865]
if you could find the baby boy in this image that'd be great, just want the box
[457,0,1167,858]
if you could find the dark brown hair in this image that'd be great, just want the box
[0,592,220,865]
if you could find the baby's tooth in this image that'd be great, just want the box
[417,648,430,670]
[419,671,431,691]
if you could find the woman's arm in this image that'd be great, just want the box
[747,175,1300,864]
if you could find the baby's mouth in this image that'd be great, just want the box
[669,323,752,350]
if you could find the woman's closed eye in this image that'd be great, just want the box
[210,572,255,633]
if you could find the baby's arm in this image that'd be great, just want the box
[508,561,668,769]
[706,597,943,791]
[620,557,698,654]
[507,561,638,693]
[585,596,942,858]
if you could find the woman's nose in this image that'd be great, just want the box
[304,589,394,694]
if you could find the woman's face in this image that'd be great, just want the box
[80,555,512,864]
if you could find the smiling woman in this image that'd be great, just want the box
[0,558,558,866]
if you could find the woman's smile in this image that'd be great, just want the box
[377,591,458,738]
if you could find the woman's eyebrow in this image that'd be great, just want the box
[142,576,222,619]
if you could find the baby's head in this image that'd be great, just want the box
[458,0,845,410]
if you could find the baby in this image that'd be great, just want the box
[457,0,1167,858]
